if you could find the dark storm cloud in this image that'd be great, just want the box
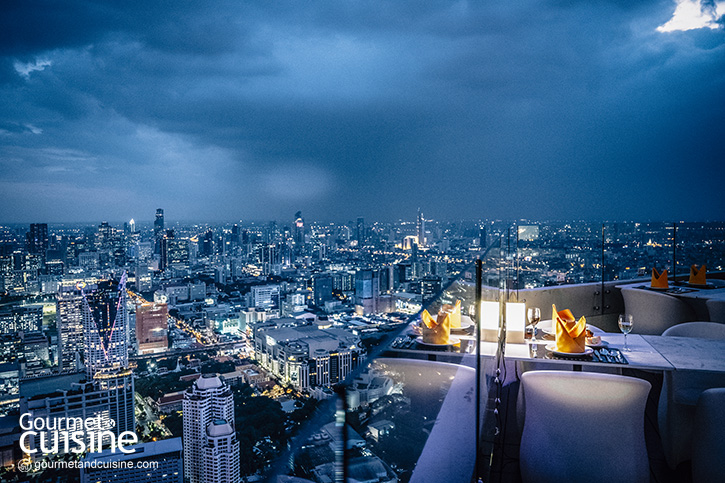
[1,0,724,223]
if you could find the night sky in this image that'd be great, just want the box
[1,1,724,223]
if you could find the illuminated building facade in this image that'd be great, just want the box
[293,211,304,255]
[82,276,128,377]
[183,375,238,483]
[252,319,365,391]
[160,230,190,271]
[26,223,48,260]
[136,302,168,354]
[57,281,87,372]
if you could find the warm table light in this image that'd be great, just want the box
[506,302,526,344]
[480,301,499,342]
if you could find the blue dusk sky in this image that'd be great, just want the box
[1,0,724,223]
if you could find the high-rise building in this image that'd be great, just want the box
[98,221,113,248]
[154,209,165,254]
[200,229,214,257]
[160,230,190,271]
[203,420,239,483]
[355,269,380,315]
[154,209,165,238]
[22,378,135,456]
[231,224,240,246]
[416,208,426,247]
[26,223,48,259]
[313,274,333,308]
[356,217,365,246]
[80,438,183,483]
[56,281,87,372]
[81,274,128,378]
[129,218,136,234]
[136,302,168,354]
[293,211,304,255]
[12,305,42,333]
[480,224,487,249]
[250,284,280,310]
[183,374,239,483]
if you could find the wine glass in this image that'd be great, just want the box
[527,307,541,343]
[618,314,633,351]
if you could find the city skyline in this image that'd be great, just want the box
[2,2,725,221]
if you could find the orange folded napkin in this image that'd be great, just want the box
[553,304,587,353]
[421,309,452,344]
[651,268,669,289]
[689,264,706,285]
[439,300,462,328]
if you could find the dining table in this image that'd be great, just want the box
[384,325,725,375]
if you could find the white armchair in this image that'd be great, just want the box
[692,388,725,483]
[658,322,725,469]
[621,287,695,335]
[519,370,651,483]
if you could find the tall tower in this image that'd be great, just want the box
[154,209,165,238]
[80,272,135,439]
[356,217,365,246]
[293,211,304,255]
[81,273,128,378]
[161,230,189,271]
[26,223,49,260]
[183,374,239,483]
[56,281,87,372]
[154,209,165,254]
[416,208,425,247]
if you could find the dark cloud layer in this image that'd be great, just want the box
[1,0,724,223]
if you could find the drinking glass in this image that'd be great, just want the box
[618,314,634,351]
[527,307,541,343]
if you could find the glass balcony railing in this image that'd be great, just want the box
[267,235,508,482]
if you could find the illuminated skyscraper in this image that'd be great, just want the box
[356,217,365,246]
[81,273,128,377]
[416,208,425,247]
[161,230,190,271]
[56,281,87,372]
[154,209,165,238]
[293,211,304,255]
[183,374,239,483]
[26,223,48,260]
[25,274,134,456]
[154,208,165,253]
[136,302,168,354]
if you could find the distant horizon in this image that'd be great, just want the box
[2,216,725,227]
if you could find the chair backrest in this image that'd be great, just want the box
[621,287,695,335]
[519,371,651,483]
[662,321,725,339]
[692,388,725,483]
[705,298,725,323]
